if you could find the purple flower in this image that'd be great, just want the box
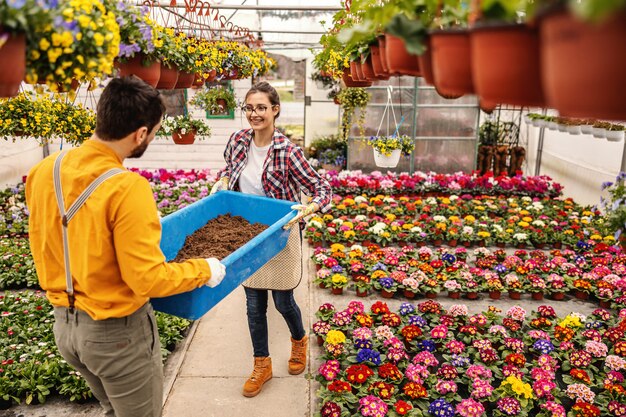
[356,348,381,365]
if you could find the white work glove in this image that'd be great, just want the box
[210,177,229,195]
[284,203,318,229]
[205,258,226,288]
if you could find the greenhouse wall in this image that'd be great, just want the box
[524,121,622,207]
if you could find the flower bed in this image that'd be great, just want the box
[305,195,606,248]
[0,290,191,407]
[313,300,626,417]
[311,243,626,309]
[323,171,564,199]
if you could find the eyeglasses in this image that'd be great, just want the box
[241,104,276,115]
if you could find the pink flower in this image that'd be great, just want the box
[456,398,485,417]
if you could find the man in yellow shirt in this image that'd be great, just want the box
[25,76,225,417]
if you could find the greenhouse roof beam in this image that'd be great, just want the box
[151,2,341,11]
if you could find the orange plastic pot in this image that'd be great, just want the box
[384,33,421,76]
[471,22,545,108]
[541,10,626,120]
[0,32,25,97]
[430,29,474,97]
[116,54,161,87]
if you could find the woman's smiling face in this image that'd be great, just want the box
[245,92,279,132]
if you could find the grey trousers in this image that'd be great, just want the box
[53,303,163,417]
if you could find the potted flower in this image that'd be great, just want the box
[160,115,211,145]
[25,0,120,92]
[109,2,160,87]
[0,0,50,97]
[189,86,237,115]
[329,273,349,295]
[525,273,547,301]
[366,134,415,168]
[337,87,370,141]
[600,174,626,248]
[353,274,371,297]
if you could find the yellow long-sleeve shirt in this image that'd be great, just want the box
[25,140,212,320]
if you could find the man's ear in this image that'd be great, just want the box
[134,126,149,144]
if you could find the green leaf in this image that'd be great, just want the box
[385,14,427,55]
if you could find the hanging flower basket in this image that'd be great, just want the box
[541,10,626,120]
[156,64,179,90]
[430,29,474,98]
[0,32,25,98]
[172,130,197,145]
[175,71,195,89]
[470,23,545,108]
[369,46,390,79]
[116,54,161,87]
[341,69,372,88]
[417,36,435,85]
[373,149,402,168]
[384,33,421,76]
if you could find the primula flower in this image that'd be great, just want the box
[356,348,381,365]
[497,397,522,415]
[358,395,388,417]
[471,379,494,399]
[456,398,485,417]
[566,383,595,403]
[321,401,342,417]
[318,360,341,381]
[346,364,374,385]
[428,399,455,417]
[402,381,427,399]
[394,400,412,416]
[325,330,346,345]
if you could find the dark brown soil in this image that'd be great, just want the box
[173,214,268,261]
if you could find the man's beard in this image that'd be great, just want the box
[128,140,149,159]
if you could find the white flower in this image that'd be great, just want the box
[462,226,474,235]
[513,233,528,241]
[354,214,367,221]
[354,196,367,204]
[449,195,459,201]
[382,196,396,203]
[521,196,532,202]
[433,215,447,223]
[532,220,545,227]
[308,220,323,229]
[331,218,343,225]
[350,244,363,252]
[410,226,423,233]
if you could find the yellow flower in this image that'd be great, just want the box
[325,330,346,345]
[330,243,345,252]
[39,38,50,51]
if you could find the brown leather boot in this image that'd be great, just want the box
[242,357,272,397]
[288,335,307,375]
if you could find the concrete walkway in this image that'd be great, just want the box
[0,242,601,417]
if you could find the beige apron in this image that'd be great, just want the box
[242,224,302,290]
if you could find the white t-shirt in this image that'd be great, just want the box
[239,141,271,196]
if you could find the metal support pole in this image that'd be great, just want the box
[473,107,482,171]
[534,109,548,176]
[410,78,419,175]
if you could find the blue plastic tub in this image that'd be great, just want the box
[151,191,297,319]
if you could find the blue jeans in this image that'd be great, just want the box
[244,287,306,357]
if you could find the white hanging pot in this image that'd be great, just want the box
[373,148,402,168]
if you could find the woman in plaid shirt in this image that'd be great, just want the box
[211,81,332,397]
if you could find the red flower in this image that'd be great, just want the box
[346,364,374,385]
[371,301,390,315]
[328,380,351,393]
[378,363,403,381]
[394,400,413,415]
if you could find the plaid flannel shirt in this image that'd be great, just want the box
[219,128,332,213]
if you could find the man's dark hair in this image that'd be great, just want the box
[245,81,281,119]
[95,76,166,141]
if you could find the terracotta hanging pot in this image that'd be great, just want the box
[355,61,366,81]
[172,130,196,145]
[206,69,217,82]
[175,71,195,89]
[360,54,379,81]
[342,68,372,88]
[417,35,435,85]
[471,22,545,108]
[430,28,474,98]
[370,45,390,79]
[0,32,25,97]
[540,10,626,120]
[384,33,421,76]
[349,61,362,81]
[377,35,390,73]
[156,63,179,89]
[116,53,161,87]
[192,73,205,88]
